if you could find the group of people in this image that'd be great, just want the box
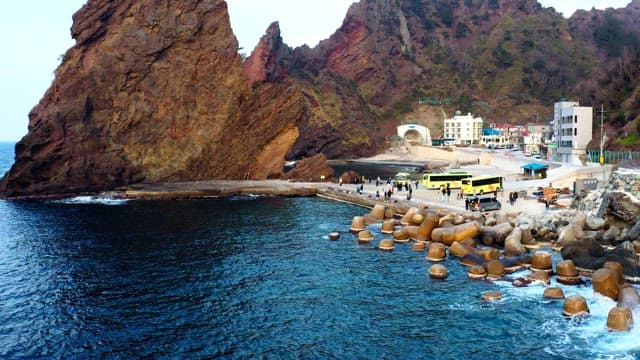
[439,183,452,203]
[508,191,519,206]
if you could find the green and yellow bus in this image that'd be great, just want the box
[422,171,472,189]
[461,175,503,196]
[393,172,411,187]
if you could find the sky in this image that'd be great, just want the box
[0,0,632,142]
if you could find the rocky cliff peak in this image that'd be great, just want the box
[243,21,292,84]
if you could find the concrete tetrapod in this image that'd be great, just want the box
[411,213,424,226]
[592,268,621,301]
[603,261,625,286]
[393,229,411,243]
[412,242,427,251]
[381,220,396,234]
[530,251,553,274]
[384,208,395,220]
[401,207,419,226]
[563,295,590,317]
[350,216,366,232]
[607,306,633,332]
[618,286,640,310]
[429,264,448,279]
[543,287,565,300]
[527,270,551,285]
[431,221,481,246]
[358,230,374,243]
[427,243,447,262]
[482,291,502,301]
[504,227,526,257]
[478,248,500,261]
[370,204,386,221]
[468,265,487,279]
[556,260,582,285]
[500,256,525,274]
[449,241,475,258]
[415,213,439,242]
[379,239,395,251]
[481,222,513,246]
[485,260,505,280]
[461,254,488,268]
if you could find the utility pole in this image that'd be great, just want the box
[599,104,605,165]
[599,104,608,187]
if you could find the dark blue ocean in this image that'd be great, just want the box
[0,141,639,359]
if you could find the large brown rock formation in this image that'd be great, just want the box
[0,0,306,197]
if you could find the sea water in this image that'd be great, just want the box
[0,141,639,359]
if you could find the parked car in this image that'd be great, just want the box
[468,196,501,211]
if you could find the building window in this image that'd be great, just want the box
[574,115,577,123]
[574,128,577,136]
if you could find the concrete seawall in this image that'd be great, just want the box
[122,179,466,217]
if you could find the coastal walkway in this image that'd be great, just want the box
[121,178,548,217]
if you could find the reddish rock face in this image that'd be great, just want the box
[243,22,290,84]
[3,0,640,197]
[0,0,305,197]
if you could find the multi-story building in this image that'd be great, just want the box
[552,100,593,164]
[444,111,483,145]
[522,122,550,153]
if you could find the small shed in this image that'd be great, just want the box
[521,162,548,178]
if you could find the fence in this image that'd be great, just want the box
[586,150,640,164]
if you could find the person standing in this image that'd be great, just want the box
[339,177,343,186]
[440,184,446,202]
[465,197,469,210]
[446,183,451,202]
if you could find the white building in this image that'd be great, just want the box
[444,111,483,145]
[552,101,593,164]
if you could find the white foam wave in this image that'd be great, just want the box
[55,196,129,206]
[496,274,640,357]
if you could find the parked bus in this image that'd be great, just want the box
[461,175,503,196]
[393,172,411,187]
[422,171,472,189]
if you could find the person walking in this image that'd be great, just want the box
[440,184,446,203]
[465,197,469,211]
[446,183,451,202]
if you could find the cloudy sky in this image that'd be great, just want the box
[0,0,631,142]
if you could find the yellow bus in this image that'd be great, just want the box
[461,175,503,196]
[393,172,411,187]
[422,172,472,189]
